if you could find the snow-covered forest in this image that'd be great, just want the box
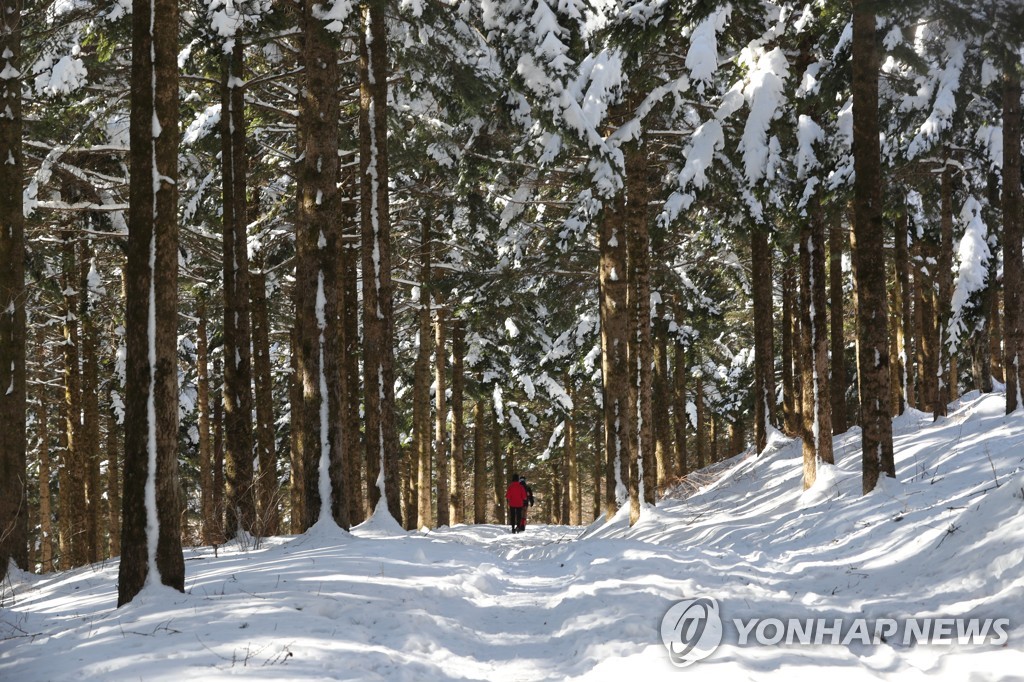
[2,0,1024,674]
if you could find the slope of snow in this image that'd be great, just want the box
[2,392,1023,680]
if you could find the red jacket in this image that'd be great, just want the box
[505,481,528,507]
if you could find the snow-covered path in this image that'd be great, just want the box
[3,392,1024,680]
[1,521,691,681]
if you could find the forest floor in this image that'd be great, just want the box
[2,391,1024,680]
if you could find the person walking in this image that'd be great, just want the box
[505,474,528,534]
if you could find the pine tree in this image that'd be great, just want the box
[0,0,27,582]
[851,0,895,494]
[118,0,185,606]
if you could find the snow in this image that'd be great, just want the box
[32,53,88,95]
[182,104,221,146]
[947,196,991,354]
[738,46,789,185]
[4,393,1024,679]
[906,40,966,160]
[685,5,731,90]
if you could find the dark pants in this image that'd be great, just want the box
[509,506,523,533]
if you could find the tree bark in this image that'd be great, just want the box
[625,144,655,521]
[360,0,401,520]
[340,194,365,524]
[450,318,466,525]
[673,343,688,477]
[976,265,996,393]
[781,262,799,435]
[694,370,707,470]
[990,283,1003,384]
[829,218,849,433]
[414,218,433,528]
[296,0,347,530]
[895,209,913,411]
[935,164,954,418]
[196,295,216,544]
[653,319,672,488]
[473,394,487,524]
[37,337,53,572]
[851,0,895,493]
[491,406,503,524]
[916,227,939,415]
[105,386,121,560]
[709,413,718,463]
[598,196,631,520]
[210,359,225,540]
[1002,53,1024,414]
[435,306,450,527]
[566,378,581,525]
[0,0,26,581]
[287,329,303,534]
[80,239,101,562]
[221,39,255,537]
[119,0,185,604]
[251,268,279,536]
[751,226,776,451]
[800,202,835,489]
[62,235,88,568]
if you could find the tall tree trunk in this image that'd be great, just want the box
[297,0,347,530]
[37,339,54,572]
[751,226,777,450]
[221,39,255,537]
[196,295,216,544]
[414,218,433,528]
[0,0,26,581]
[935,164,954,418]
[912,238,926,410]
[105,388,121,560]
[450,318,466,525]
[1002,53,1024,414]
[592,420,602,520]
[38,421,54,563]
[251,268,279,536]
[975,269,995,393]
[58,391,71,570]
[625,145,655,520]
[790,252,805,429]
[491,406,503,524]
[709,413,718,463]
[800,202,835,488]
[119,0,185,604]
[781,263,799,435]
[435,306,450,527]
[694,370,707,470]
[566,378,580,525]
[851,0,895,493]
[653,320,672,488]
[895,209,913,412]
[340,195,365,523]
[473,394,487,524]
[673,343,688,477]
[990,283,1003,384]
[80,239,101,562]
[916,230,939,415]
[360,0,401,519]
[212,359,225,540]
[62,235,87,567]
[829,218,849,433]
[598,197,631,520]
[288,329,303,534]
